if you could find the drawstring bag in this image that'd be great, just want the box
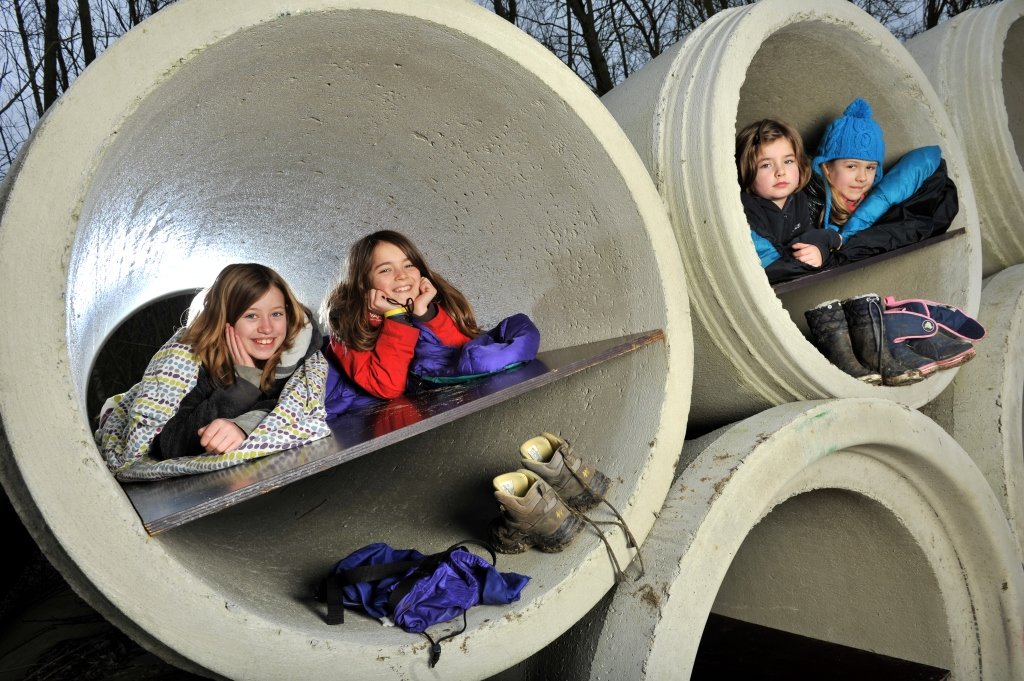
[317,540,529,667]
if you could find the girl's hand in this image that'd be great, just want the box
[198,418,246,454]
[225,324,255,367]
[367,288,403,316]
[412,278,436,317]
[791,242,824,268]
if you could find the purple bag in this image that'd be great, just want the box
[319,541,529,666]
[409,313,541,383]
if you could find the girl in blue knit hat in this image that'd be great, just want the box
[812,98,959,265]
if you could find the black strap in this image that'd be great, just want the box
[423,611,467,668]
[386,540,497,614]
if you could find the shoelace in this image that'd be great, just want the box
[868,296,886,379]
[565,461,645,582]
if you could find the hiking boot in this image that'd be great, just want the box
[805,300,882,384]
[842,294,936,386]
[519,433,611,512]
[884,296,982,370]
[490,470,583,554]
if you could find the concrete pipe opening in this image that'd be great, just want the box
[602,0,983,432]
[907,0,1024,276]
[922,263,1024,563]
[515,399,1024,680]
[0,1,693,679]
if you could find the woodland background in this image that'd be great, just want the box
[0,0,1000,180]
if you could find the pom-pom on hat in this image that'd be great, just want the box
[812,98,885,182]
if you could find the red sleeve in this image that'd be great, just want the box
[423,305,472,348]
[329,320,420,399]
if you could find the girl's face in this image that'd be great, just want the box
[824,159,878,203]
[751,137,800,208]
[369,241,422,303]
[232,286,287,363]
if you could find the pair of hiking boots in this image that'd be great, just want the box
[490,433,612,554]
[805,294,986,386]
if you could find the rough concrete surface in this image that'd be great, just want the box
[907,0,1024,275]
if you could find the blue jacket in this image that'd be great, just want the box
[838,146,942,238]
[744,190,841,284]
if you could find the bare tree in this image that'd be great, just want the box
[0,0,177,177]
[78,0,96,64]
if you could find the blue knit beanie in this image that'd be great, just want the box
[812,98,885,180]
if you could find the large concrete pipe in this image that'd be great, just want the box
[0,1,693,678]
[922,264,1024,563]
[907,0,1024,276]
[507,399,1024,680]
[602,0,983,432]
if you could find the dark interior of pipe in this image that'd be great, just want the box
[1005,17,1023,167]
[86,293,196,425]
[712,489,951,670]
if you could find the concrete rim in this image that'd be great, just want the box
[0,1,692,679]
[588,399,1024,680]
[948,264,1024,563]
[907,0,1024,275]
[602,0,983,429]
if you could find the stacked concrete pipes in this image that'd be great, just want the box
[0,0,1019,680]
[513,1,1024,679]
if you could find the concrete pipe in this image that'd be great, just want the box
[922,264,1024,563]
[907,0,1024,276]
[0,1,693,679]
[510,399,1024,680]
[601,0,983,432]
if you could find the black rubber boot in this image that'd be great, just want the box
[804,300,881,384]
[842,294,935,387]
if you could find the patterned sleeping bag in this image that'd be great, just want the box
[95,329,331,481]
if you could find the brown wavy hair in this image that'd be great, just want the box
[323,230,479,351]
[736,118,811,194]
[820,161,855,227]
[180,263,307,391]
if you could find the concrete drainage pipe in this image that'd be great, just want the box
[907,0,1024,276]
[518,399,1024,680]
[601,0,983,432]
[0,1,692,678]
[923,264,1024,563]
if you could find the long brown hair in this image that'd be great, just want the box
[180,263,307,391]
[323,230,479,351]
[735,118,811,194]
[820,161,854,227]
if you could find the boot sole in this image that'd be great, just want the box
[935,347,976,370]
[564,470,612,512]
[490,512,584,554]
[883,369,927,386]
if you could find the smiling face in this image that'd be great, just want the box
[751,137,800,208]
[369,241,422,305]
[232,285,287,365]
[823,159,878,203]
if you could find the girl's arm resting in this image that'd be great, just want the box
[421,304,472,346]
[845,146,942,239]
[751,231,782,267]
[231,409,269,436]
[338,319,420,399]
[155,373,262,458]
